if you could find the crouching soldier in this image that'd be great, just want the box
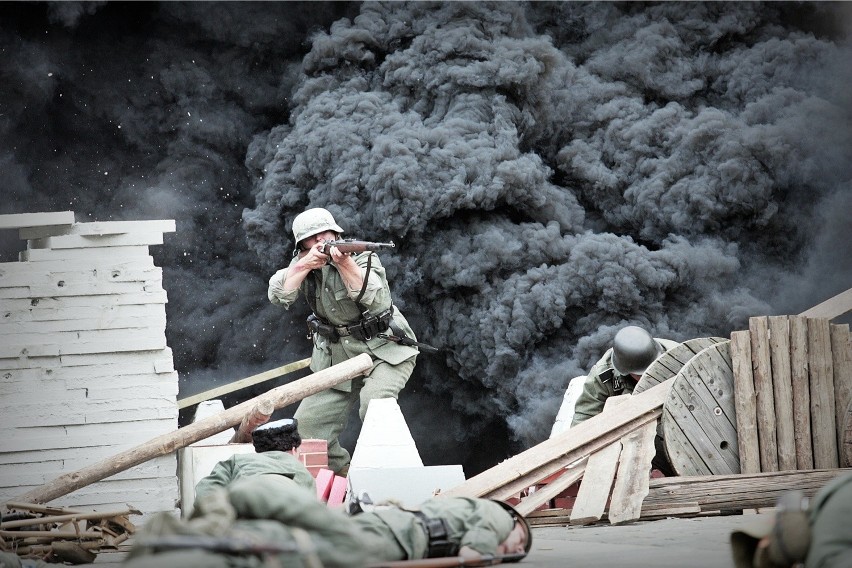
[351,497,532,564]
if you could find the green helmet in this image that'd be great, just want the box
[491,500,532,560]
[291,207,344,246]
[611,326,662,375]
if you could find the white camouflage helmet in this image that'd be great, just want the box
[291,207,344,246]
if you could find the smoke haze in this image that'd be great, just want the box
[2,1,851,473]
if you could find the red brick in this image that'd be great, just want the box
[327,475,348,507]
[300,453,329,468]
[315,468,335,501]
[554,496,576,509]
[298,439,329,453]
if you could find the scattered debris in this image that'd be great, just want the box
[0,501,139,564]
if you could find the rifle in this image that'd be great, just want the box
[319,239,396,255]
[367,552,527,567]
[378,332,440,354]
[133,534,300,555]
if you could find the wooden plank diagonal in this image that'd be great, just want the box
[440,380,673,499]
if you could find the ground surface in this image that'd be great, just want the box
[523,513,759,568]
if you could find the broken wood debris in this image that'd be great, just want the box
[0,502,139,563]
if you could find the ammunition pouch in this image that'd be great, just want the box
[413,511,457,558]
[306,309,393,343]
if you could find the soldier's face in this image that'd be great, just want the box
[496,521,527,555]
[301,230,337,250]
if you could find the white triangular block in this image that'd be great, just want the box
[549,375,587,438]
[350,398,423,470]
[190,400,235,446]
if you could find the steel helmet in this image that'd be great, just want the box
[491,500,532,559]
[611,326,662,375]
[291,207,344,246]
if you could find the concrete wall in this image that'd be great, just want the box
[0,211,180,520]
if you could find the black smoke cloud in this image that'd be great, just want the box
[3,2,851,474]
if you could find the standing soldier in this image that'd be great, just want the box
[268,207,419,476]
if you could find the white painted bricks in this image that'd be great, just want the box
[0,212,179,523]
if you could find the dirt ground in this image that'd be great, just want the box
[523,512,762,568]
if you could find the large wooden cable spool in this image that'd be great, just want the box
[634,337,728,394]
[661,340,741,476]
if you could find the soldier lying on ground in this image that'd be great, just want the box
[350,496,532,563]
[123,418,531,566]
[731,472,852,568]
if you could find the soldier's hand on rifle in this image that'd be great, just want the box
[298,241,331,270]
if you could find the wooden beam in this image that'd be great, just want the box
[11,354,373,505]
[790,316,814,469]
[644,468,850,510]
[229,399,274,443]
[750,316,779,472]
[607,420,658,524]
[731,330,760,474]
[799,287,852,320]
[768,316,797,471]
[569,395,628,525]
[809,318,838,469]
[514,460,587,517]
[178,358,311,409]
[440,380,672,499]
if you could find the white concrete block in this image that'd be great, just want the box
[189,401,237,446]
[19,219,176,240]
[179,444,256,517]
[350,398,423,471]
[0,420,175,454]
[57,347,172,368]
[549,375,587,438]
[0,211,75,230]
[10,398,177,428]
[347,466,466,509]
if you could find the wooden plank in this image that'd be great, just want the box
[486,413,661,502]
[19,219,176,240]
[808,317,838,468]
[831,324,852,465]
[514,462,587,517]
[730,330,760,474]
[19,246,151,263]
[768,316,797,470]
[843,400,852,467]
[569,396,628,525]
[661,342,739,476]
[0,211,75,230]
[799,287,852,320]
[750,316,778,472]
[441,381,673,499]
[644,468,850,510]
[27,232,164,249]
[608,420,658,524]
[789,316,814,469]
[177,358,312,409]
[634,337,726,394]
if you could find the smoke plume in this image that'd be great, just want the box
[3,2,851,473]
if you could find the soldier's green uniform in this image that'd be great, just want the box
[571,338,679,426]
[806,472,852,568]
[125,475,367,568]
[194,451,316,501]
[269,250,418,473]
[351,497,516,561]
